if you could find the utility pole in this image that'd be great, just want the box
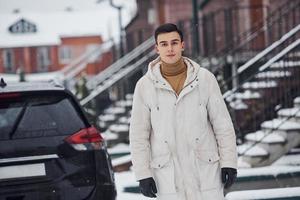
[109,0,124,58]
[192,0,200,57]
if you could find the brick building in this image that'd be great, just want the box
[0,12,115,76]
[125,0,296,57]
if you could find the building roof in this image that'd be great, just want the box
[0,0,137,48]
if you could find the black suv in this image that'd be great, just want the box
[0,79,116,200]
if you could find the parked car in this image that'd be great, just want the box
[0,79,116,200]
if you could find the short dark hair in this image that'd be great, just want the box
[154,23,183,44]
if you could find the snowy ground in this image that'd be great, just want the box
[114,151,300,199]
[115,171,153,200]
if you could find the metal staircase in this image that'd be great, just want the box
[222,24,300,167]
[80,37,156,106]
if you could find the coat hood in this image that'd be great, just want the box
[145,56,201,85]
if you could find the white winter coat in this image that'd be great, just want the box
[129,57,238,200]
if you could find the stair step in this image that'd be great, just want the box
[294,97,300,108]
[277,107,300,119]
[270,60,300,69]
[229,99,248,110]
[226,90,261,102]
[242,81,277,89]
[261,118,300,131]
[255,71,292,79]
[238,143,269,157]
[245,130,286,144]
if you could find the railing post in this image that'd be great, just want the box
[192,0,200,57]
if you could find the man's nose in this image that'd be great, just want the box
[167,44,173,51]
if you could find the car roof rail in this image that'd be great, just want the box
[0,78,7,88]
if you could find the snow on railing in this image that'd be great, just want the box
[80,49,156,105]
[86,37,155,89]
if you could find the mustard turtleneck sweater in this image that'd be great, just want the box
[160,57,187,95]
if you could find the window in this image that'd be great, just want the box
[37,47,51,72]
[0,94,85,140]
[2,49,14,72]
[59,46,72,64]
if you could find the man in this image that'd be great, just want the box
[129,23,237,200]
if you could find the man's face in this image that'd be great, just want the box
[156,31,184,64]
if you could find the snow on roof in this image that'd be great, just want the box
[225,187,300,200]
[245,130,286,144]
[0,71,64,83]
[0,0,137,48]
[261,118,300,131]
[278,107,300,118]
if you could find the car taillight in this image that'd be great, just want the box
[65,126,104,151]
[0,93,21,99]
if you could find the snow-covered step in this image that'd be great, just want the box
[229,99,248,110]
[245,130,286,144]
[107,143,130,158]
[238,143,269,157]
[226,90,261,102]
[104,106,126,116]
[125,93,134,101]
[118,116,131,124]
[115,99,133,109]
[98,113,117,130]
[294,97,300,108]
[226,187,300,200]
[242,81,277,89]
[255,70,292,79]
[261,118,300,132]
[270,60,300,69]
[277,107,300,122]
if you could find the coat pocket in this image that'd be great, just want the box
[194,150,222,191]
[150,153,176,194]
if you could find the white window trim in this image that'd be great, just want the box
[2,49,14,73]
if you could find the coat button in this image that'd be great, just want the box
[190,85,193,88]
[209,159,211,162]
[158,164,161,168]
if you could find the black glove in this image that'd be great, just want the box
[221,167,237,189]
[139,177,157,198]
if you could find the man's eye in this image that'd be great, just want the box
[172,42,178,45]
[161,43,167,47]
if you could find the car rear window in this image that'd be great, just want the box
[0,93,86,140]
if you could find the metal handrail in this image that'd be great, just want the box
[86,37,155,89]
[60,40,113,76]
[208,1,300,73]
[223,26,300,99]
[81,49,156,106]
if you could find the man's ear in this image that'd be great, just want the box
[155,45,159,54]
[181,41,185,50]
